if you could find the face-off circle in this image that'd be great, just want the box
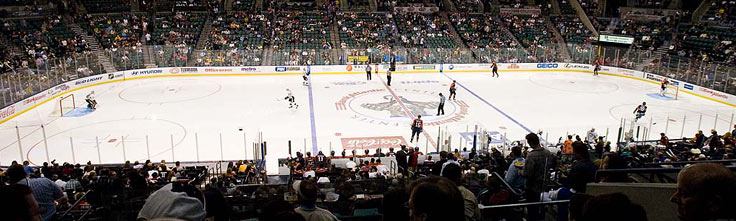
[335,88,469,127]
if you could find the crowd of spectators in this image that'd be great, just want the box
[453,0,482,13]
[578,0,601,17]
[394,12,456,48]
[705,0,736,27]
[2,124,736,221]
[77,13,146,49]
[206,12,266,51]
[336,12,395,49]
[450,13,517,50]
[2,16,91,69]
[612,17,673,50]
[269,11,331,50]
[501,13,555,49]
[149,12,206,46]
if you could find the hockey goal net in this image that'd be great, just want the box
[664,84,679,100]
[51,94,76,117]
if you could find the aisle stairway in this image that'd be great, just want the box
[196,16,214,50]
[67,23,117,73]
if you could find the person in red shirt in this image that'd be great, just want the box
[409,147,423,172]
[410,115,423,143]
[449,81,457,101]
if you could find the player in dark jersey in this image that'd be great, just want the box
[491,61,499,78]
[594,59,601,76]
[410,115,423,143]
[660,78,669,96]
[633,102,647,122]
[449,80,457,101]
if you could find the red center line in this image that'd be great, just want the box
[377,75,438,150]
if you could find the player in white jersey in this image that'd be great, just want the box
[86,91,97,109]
[633,102,647,122]
[302,67,310,86]
[284,89,298,109]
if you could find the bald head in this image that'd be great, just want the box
[671,163,736,221]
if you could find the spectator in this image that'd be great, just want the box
[293,180,339,221]
[670,163,736,221]
[408,176,465,221]
[137,183,206,221]
[521,132,556,221]
[0,184,43,221]
[442,163,481,221]
[23,161,33,175]
[569,194,593,221]
[563,135,574,155]
[504,146,526,190]
[260,199,306,221]
[7,164,66,221]
[568,141,597,193]
[396,145,408,175]
[432,151,448,175]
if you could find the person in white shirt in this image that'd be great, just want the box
[345,158,357,170]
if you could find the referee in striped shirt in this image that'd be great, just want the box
[437,93,446,115]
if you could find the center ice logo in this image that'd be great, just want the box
[335,89,469,126]
[361,95,437,117]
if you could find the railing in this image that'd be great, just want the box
[59,190,93,220]
[0,53,102,107]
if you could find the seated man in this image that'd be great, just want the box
[670,163,736,221]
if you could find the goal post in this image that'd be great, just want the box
[664,84,679,100]
[58,94,76,117]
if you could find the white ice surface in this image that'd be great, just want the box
[0,71,733,174]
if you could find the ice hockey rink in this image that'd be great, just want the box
[1,68,734,173]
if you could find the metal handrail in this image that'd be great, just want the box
[644,159,736,166]
[491,172,521,196]
[60,190,92,218]
[479,200,570,210]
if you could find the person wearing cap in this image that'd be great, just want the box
[137,183,206,221]
[293,180,339,221]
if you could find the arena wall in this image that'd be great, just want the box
[1,63,734,125]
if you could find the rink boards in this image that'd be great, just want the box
[1,63,733,127]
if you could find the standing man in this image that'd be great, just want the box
[365,63,372,80]
[449,80,457,101]
[386,68,392,86]
[521,133,556,221]
[7,164,67,221]
[437,93,445,115]
[396,145,408,176]
[410,115,423,143]
[491,61,499,78]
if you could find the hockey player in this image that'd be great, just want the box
[285,89,298,109]
[594,59,601,76]
[86,91,97,110]
[449,80,457,101]
[410,115,423,143]
[633,102,647,122]
[660,78,669,96]
[302,67,310,86]
[491,61,499,78]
